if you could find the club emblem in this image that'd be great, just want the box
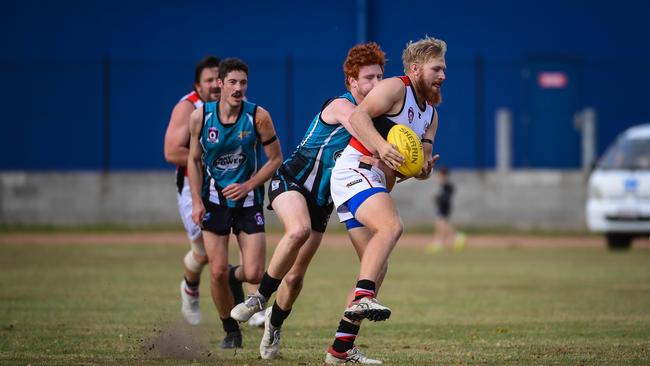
[207,127,219,143]
[408,107,414,123]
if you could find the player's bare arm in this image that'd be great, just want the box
[350,77,406,170]
[416,110,440,180]
[187,107,206,226]
[320,98,367,143]
[221,107,283,200]
[164,100,195,166]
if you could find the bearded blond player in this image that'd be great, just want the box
[324,36,446,364]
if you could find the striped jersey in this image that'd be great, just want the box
[199,100,263,208]
[280,92,357,206]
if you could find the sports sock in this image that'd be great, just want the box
[331,319,360,353]
[228,265,245,304]
[221,316,240,333]
[258,272,282,299]
[353,279,376,301]
[184,277,200,292]
[270,300,292,328]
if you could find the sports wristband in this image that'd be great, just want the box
[421,138,433,145]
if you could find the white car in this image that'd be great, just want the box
[586,123,650,249]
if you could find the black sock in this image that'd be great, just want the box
[258,272,282,299]
[332,319,360,353]
[228,265,245,304]
[221,317,240,333]
[184,277,200,290]
[354,279,376,301]
[270,301,292,328]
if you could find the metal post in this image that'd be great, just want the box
[496,108,512,172]
[581,108,597,173]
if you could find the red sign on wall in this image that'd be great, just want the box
[538,72,568,89]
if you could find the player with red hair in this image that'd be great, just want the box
[230,43,386,362]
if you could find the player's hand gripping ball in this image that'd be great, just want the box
[386,124,424,178]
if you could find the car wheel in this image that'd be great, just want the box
[605,233,632,250]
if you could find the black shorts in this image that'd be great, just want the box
[201,200,265,235]
[436,203,451,219]
[267,169,333,233]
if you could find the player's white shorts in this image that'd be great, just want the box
[177,176,203,244]
[330,145,388,222]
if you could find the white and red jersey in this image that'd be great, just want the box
[330,76,436,222]
[180,90,204,109]
[175,91,204,185]
[349,76,435,156]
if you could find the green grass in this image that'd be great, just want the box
[1,240,649,365]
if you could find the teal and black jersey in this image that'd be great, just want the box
[200,100,263,208]
[280,92,356,206]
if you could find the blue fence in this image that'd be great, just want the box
[2,0,649,170]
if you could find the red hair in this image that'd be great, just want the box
[343,42,386,90]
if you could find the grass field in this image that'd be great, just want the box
[1,235,649,365]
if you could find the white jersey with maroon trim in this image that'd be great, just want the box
[387,75,434,138]
[180,90,204,109]
[330,76,436,222]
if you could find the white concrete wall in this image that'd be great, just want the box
[0,170,588,230]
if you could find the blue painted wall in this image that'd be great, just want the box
[2,0,649,170]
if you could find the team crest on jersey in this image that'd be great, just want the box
[207,127,219,143]
[238,130,252,140]
[271,180,280,191]
[255,212,264,226]
[213,152,247,170]
[408,107,414,123]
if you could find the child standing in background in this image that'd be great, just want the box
[427,166,466,253]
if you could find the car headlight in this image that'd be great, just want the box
[589,185,603,199]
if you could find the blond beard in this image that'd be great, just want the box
[413,76,442,106]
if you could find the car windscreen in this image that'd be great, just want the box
[598,136,650,170]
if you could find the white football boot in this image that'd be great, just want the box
[180,280,201,325]
[259,307,281,359]
[325,346,382,364]
[343,297,391,322]
[230,292,266,322]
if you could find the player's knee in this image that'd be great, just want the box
[242,266,264,284]
[209,264,229,285]
[184,250,205,274]
[285,225,311,248]
[190,238,206,257]
[378,218,403,242]
[283,272,304,294]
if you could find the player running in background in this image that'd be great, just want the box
[325,36,446,363]
[228,43,386,362]
[164,56,222,325]
[187,58,282,348]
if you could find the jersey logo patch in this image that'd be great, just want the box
[207,127,219,143]
[346,178,363,188]
[238,130,252,140]
[408,107,414,123]
[255,212,264,226]
[271,180,280,191]
[213,151,247,170]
